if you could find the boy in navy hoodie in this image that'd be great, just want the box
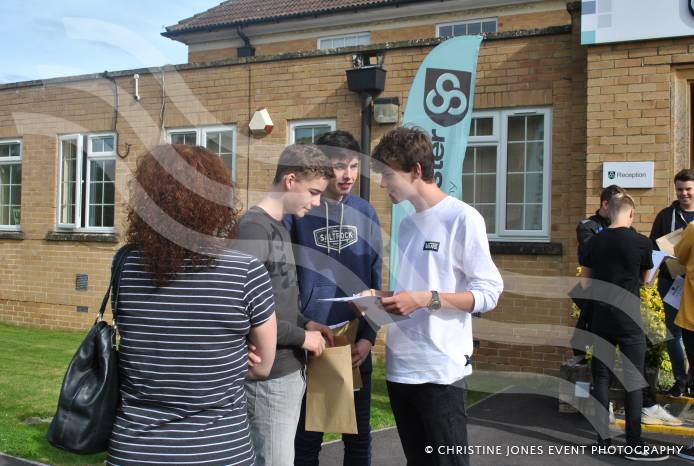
[286,130,382,466]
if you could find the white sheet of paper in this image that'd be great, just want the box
[328,320,351,330]
[647,250,674,284]
[318,295,410,327]
[318,296,359,303]
[664,275,684,310]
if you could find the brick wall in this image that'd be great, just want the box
[586,37,694,232]
[0,9,584,376]
[466,8,586,376]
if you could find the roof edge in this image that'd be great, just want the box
[162,0,433,38]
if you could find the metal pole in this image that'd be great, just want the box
[359,91,373,201]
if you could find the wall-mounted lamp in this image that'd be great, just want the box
[374,97,400,124]
[345,51,386,201]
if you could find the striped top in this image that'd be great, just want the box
[107,248,274,466]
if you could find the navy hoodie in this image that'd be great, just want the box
[285,193,382,373]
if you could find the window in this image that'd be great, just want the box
[318,32,370,50]
[437,18,497,37]
[0,139,21,229]
[167,125,236,179]
[58,133,116,231]
[289,119,336,144]
[462,108,552,240]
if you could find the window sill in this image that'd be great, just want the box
[45,231,119,243]
[489,241,562,256]
[0,230,24,240]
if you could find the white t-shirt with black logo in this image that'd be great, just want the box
[386,196,503,385]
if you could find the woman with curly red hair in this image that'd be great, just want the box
[107,144,277,466]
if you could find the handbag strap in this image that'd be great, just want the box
[96,244,133,324]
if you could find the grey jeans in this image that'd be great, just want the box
[246,370,306,466]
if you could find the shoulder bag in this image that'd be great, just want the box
[46,244,132,454]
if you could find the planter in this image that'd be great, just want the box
[558,356,592,413]
[559,357,660,414]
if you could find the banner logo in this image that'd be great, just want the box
[424,68,472,127]
[608,171,616,180]
[690,0,694,17]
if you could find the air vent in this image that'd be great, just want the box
[75,274,88,291]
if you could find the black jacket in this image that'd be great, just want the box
[576,210,610,264]
[650,201,689,281]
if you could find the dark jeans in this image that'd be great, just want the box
[683,328,694,385]
[591,331,646,445]
[387,380,469,466]
[658,277,688,385]
[294,370,372,466]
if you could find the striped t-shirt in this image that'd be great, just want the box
[107,248,274,466]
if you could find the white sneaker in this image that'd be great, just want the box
[609,401,616,424]
[641,404,684,426]
[678,443,694,461]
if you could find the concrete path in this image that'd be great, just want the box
[3,392,692,465]
[320,392,693,465]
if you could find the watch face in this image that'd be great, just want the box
[429,291,441,310]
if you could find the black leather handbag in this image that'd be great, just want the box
[46,245,131,454]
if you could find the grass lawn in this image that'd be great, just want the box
[0,322,107,465]
[0,322,487,464]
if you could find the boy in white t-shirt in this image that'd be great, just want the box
[368,127,503,466]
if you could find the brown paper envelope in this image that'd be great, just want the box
[665,258,687,278]
[305,344,358,434]
[656,228,683,256]
[657,229,686,277]
[331,320,363,390]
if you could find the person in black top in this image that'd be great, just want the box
[574,185,681,426]
[650,168,694,397]
[581,192,669,462]
[572,185,625,358]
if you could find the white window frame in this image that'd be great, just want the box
[57,134,83,230]
[465,107,552,242]
[57,133,117,232]
[167,128,199,146]
[0,138,22,231]
[318,32,371,50]
[436,17,498,37]
[85,133,117,232]
[468,111,499,143]
[166,125,237,180]
[288,119,337,144]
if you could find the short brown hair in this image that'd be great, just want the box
[372,127,435,182]
[600,184,626,203]
[272,144,335,185]
[315,130,361,159]
[675,169,694,183]
[608,191,635,216]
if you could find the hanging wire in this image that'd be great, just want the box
[102,71,131,159]
[159,69,167,144]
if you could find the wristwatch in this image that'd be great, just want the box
[427,290,441,312]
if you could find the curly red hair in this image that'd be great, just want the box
[126,144,240,287]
